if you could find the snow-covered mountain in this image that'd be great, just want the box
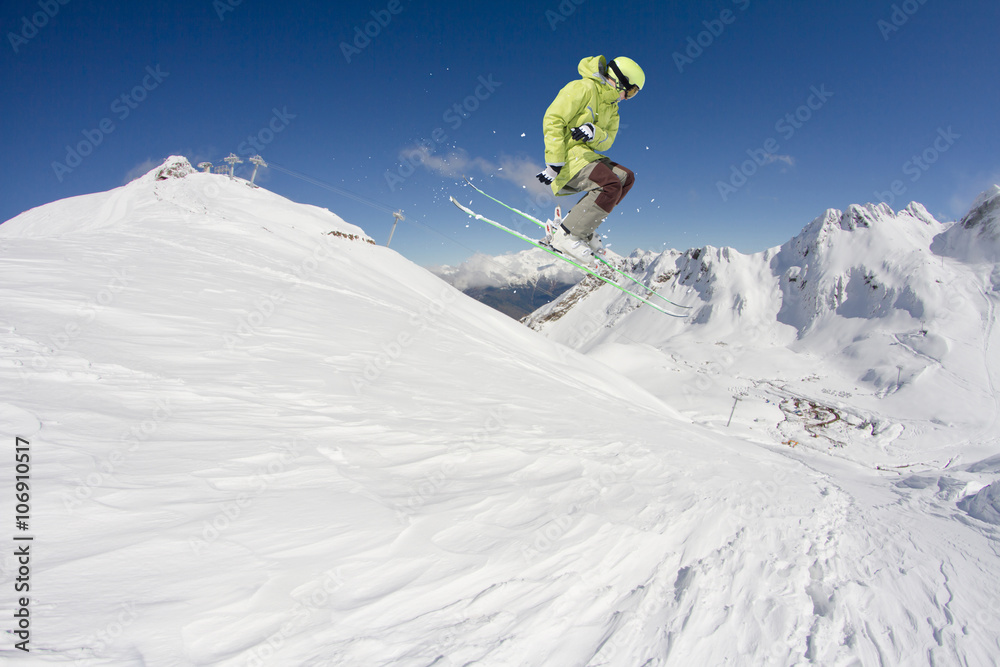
[527,191,1000,469]
[1,158,999,665]
[430,249,580,319]
[934,184,1000,265]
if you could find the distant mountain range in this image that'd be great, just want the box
[428,249,581,319]
[521,185,1000,465]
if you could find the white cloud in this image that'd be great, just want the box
[398,145,551,198]
[399,145,491,179]
[764,154,796,168]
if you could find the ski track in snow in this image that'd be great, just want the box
[0,160,998,665]
[975,285,1000,447]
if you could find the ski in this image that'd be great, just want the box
[462,176,692,310]
[450,197,688,319]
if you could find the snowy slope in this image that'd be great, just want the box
[934,184,1000,266]
[1,159,999,665]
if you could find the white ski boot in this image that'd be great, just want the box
[585,233,605,258]
[543,207,597,267]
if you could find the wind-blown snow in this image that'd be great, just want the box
[1,158,998,665]
[959,480,1000,525]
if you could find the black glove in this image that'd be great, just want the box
[570,123,595,142]
[536,164,562,185]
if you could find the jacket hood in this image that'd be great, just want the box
[577,55,609,83]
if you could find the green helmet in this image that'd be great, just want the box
[608,57,645,97]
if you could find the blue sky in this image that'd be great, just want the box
[2,0,998,267]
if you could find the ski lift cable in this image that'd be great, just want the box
[267,160,398,216]
[265,160,491,255]
[259,160,587,310]
[269,160,468,249]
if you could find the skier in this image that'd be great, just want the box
[536,55,645,263]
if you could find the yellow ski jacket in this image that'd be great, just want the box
[542,55,622,195]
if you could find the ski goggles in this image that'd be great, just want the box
[608,60,640,99]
